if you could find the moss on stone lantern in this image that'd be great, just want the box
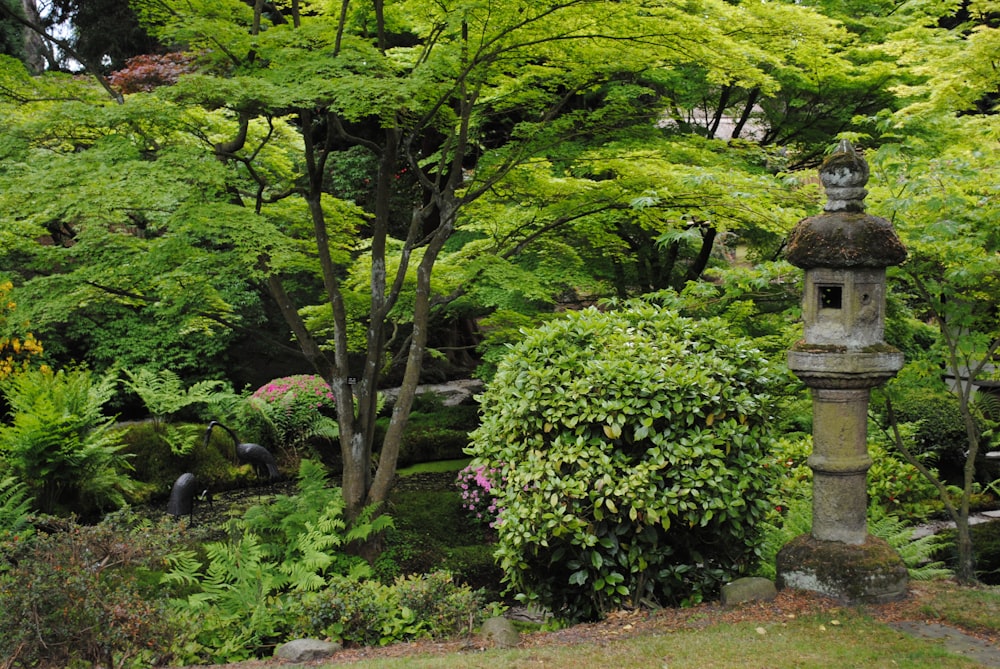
[776,140,909,604]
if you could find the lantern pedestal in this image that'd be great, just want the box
[776,534,908,604]
[777,140,909,604]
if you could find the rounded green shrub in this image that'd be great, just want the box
[467,304,779,621]
[296,571,486,645]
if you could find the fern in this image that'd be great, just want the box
[756,498,954,581]
[869,508,954,581]
[245,375,339,455]
[0,476,33,539]
[0,368,134,515]
[164,460,387,661]
[121,367,227,447]
[162,549,205,589]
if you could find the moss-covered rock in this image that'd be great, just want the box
[776,533,909,603]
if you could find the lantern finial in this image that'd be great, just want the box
[820,140,869,213]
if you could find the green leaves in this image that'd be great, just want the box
[469,302,778,621]
[0,368,133,516]
[164,459,386,661]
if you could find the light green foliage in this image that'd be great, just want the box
[867,99,1000,580]
[638,260,804,355]
[769,432,941,522]
[0,367,135,516]
[468,303,779,621]
[121,366,231,455]
[296,570,487,646]
[457,137,814,309]
[122,367,228,419]
[474,309,557,383]
[768,435,814,509]
[0,53,293,378]
[0,0,915,524]
[240,459,377,587]
[868,431,943,520]
[163,460,389,662]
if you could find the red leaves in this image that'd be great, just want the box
[108,52,197,94]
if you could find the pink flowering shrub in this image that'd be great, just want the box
[247,375,338,451]
[455,463,501,528]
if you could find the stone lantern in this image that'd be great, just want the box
[776,140,909,603]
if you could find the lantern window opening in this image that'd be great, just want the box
[818,285,843,310]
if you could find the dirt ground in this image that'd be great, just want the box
[176,580,999,668]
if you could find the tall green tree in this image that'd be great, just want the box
[0,0,876,534]
[864,5,1000,582]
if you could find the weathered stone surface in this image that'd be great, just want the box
[776,534,908,604]
[720,577,777,607]
[785,212,906,269]
[381,379,484,408]
[274,638,342,662]
[785,141,906,270]
[478,616,520,649]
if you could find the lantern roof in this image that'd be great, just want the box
[785,140,906,269]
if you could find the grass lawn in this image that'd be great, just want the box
[308,580,1000,668]
[319,608,993,668]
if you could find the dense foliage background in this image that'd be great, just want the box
[0,0,999,664]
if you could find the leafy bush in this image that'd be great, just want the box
[245,375,339,455]
[296,571,486,646]
[769,432,942,522]
[0,513,177,668]
[867,430,943,520]
[468,304,780,621]
[887,386,969,480]
[0,367,135,517]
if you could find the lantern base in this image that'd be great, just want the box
[776,534,908,604]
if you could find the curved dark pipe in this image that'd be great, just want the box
[205,420,281,481]
[167,472,198,520]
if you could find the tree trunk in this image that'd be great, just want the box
[684,224,717,285]
[707,85,732,139]
[731,88,760,140]
[954,517,977,583]
[19,0,50,73]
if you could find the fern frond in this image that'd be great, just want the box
[345,502,394,543]
[869,509,954,580]
[162,549,205,588]
[0,476,33,534]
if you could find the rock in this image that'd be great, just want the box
[776,534,908,604]
[720,577,778,607]
[382,379,484,408]
[477,616,520,649]
[273,638,342,662]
